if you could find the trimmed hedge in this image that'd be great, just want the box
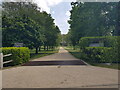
[79,36,118,48]
[2,47,30,66]
[80,47,119,63]
[79,36,119,63]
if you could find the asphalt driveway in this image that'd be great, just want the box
[2,47,119,88]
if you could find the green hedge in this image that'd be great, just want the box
[2,47,30,66]
[79,36,119,63]
[79,36,118,48]
[80,47,119,63]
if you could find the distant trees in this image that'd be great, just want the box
[2,2,61,54]
[67,2,118,47]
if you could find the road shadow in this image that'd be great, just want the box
[22,60,87,66]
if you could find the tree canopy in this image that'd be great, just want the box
[67,2,118,46]
[2,2,61,53]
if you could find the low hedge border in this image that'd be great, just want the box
[2,47,30,66]
[79,36,118,48]
[80,47,119,63]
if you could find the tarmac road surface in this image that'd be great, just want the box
[2,47,119,88]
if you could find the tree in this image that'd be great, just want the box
[2,2,61,53]
[68,2,118,47]
[2,15,44,52]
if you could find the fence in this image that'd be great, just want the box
[0,53,13,69]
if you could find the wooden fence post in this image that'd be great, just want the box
[0,53,3,69]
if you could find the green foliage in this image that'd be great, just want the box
[2,47,30,65]
[2,15,44,48]
[79,36,118,48]
[65,47,120,69]
[80,47,119,63]
[67,2,118,46]
[2,2,61,54]
[79,36,119,63]
[30,47,59,60]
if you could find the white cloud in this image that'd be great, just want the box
[34,0,50,13]
[46,0,63,6]
[65,11,70,17]
[52,11,55,14]
[34,0,63,13]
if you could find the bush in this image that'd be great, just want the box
[79,36,118,48]
[79,36,120,63]
[118,37,120,62]
[80,47,119,63]
[2,47,30,66]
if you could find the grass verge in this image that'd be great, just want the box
[30,47,59,60]
[65,47,120,70]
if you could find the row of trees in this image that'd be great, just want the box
[66,2,119,47]
[2,2,61,53]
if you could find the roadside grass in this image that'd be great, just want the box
[90,63,119,70]
[65,47,120,70]
[30,47,59,60]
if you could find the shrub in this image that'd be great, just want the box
[79,36,120,63]
[79,36,118,48]
[2,47,30,66]
[118,37,120,62]
[80,47,119,63]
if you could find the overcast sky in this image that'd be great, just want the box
[34,0,76,34]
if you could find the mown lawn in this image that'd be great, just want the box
[30,47,59,60]
[65,46,120,70]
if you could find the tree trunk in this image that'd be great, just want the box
[52,46,54,50]
[39,46,41,51]
[47,46,48,51]
[73,46,75,50]
[49,46,51,49]
[36,47,38,54]
[44,45,46,51]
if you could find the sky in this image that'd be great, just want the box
[0,0,76,34]
[50,2,71,34]
[1,0,119,34]
[34,0,76,34]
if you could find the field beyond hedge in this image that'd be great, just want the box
[30,47,59,60]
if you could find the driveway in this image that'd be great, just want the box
[2,47,119,88]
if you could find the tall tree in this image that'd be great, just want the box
[2,2,61,53]
[68,2,118,46]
